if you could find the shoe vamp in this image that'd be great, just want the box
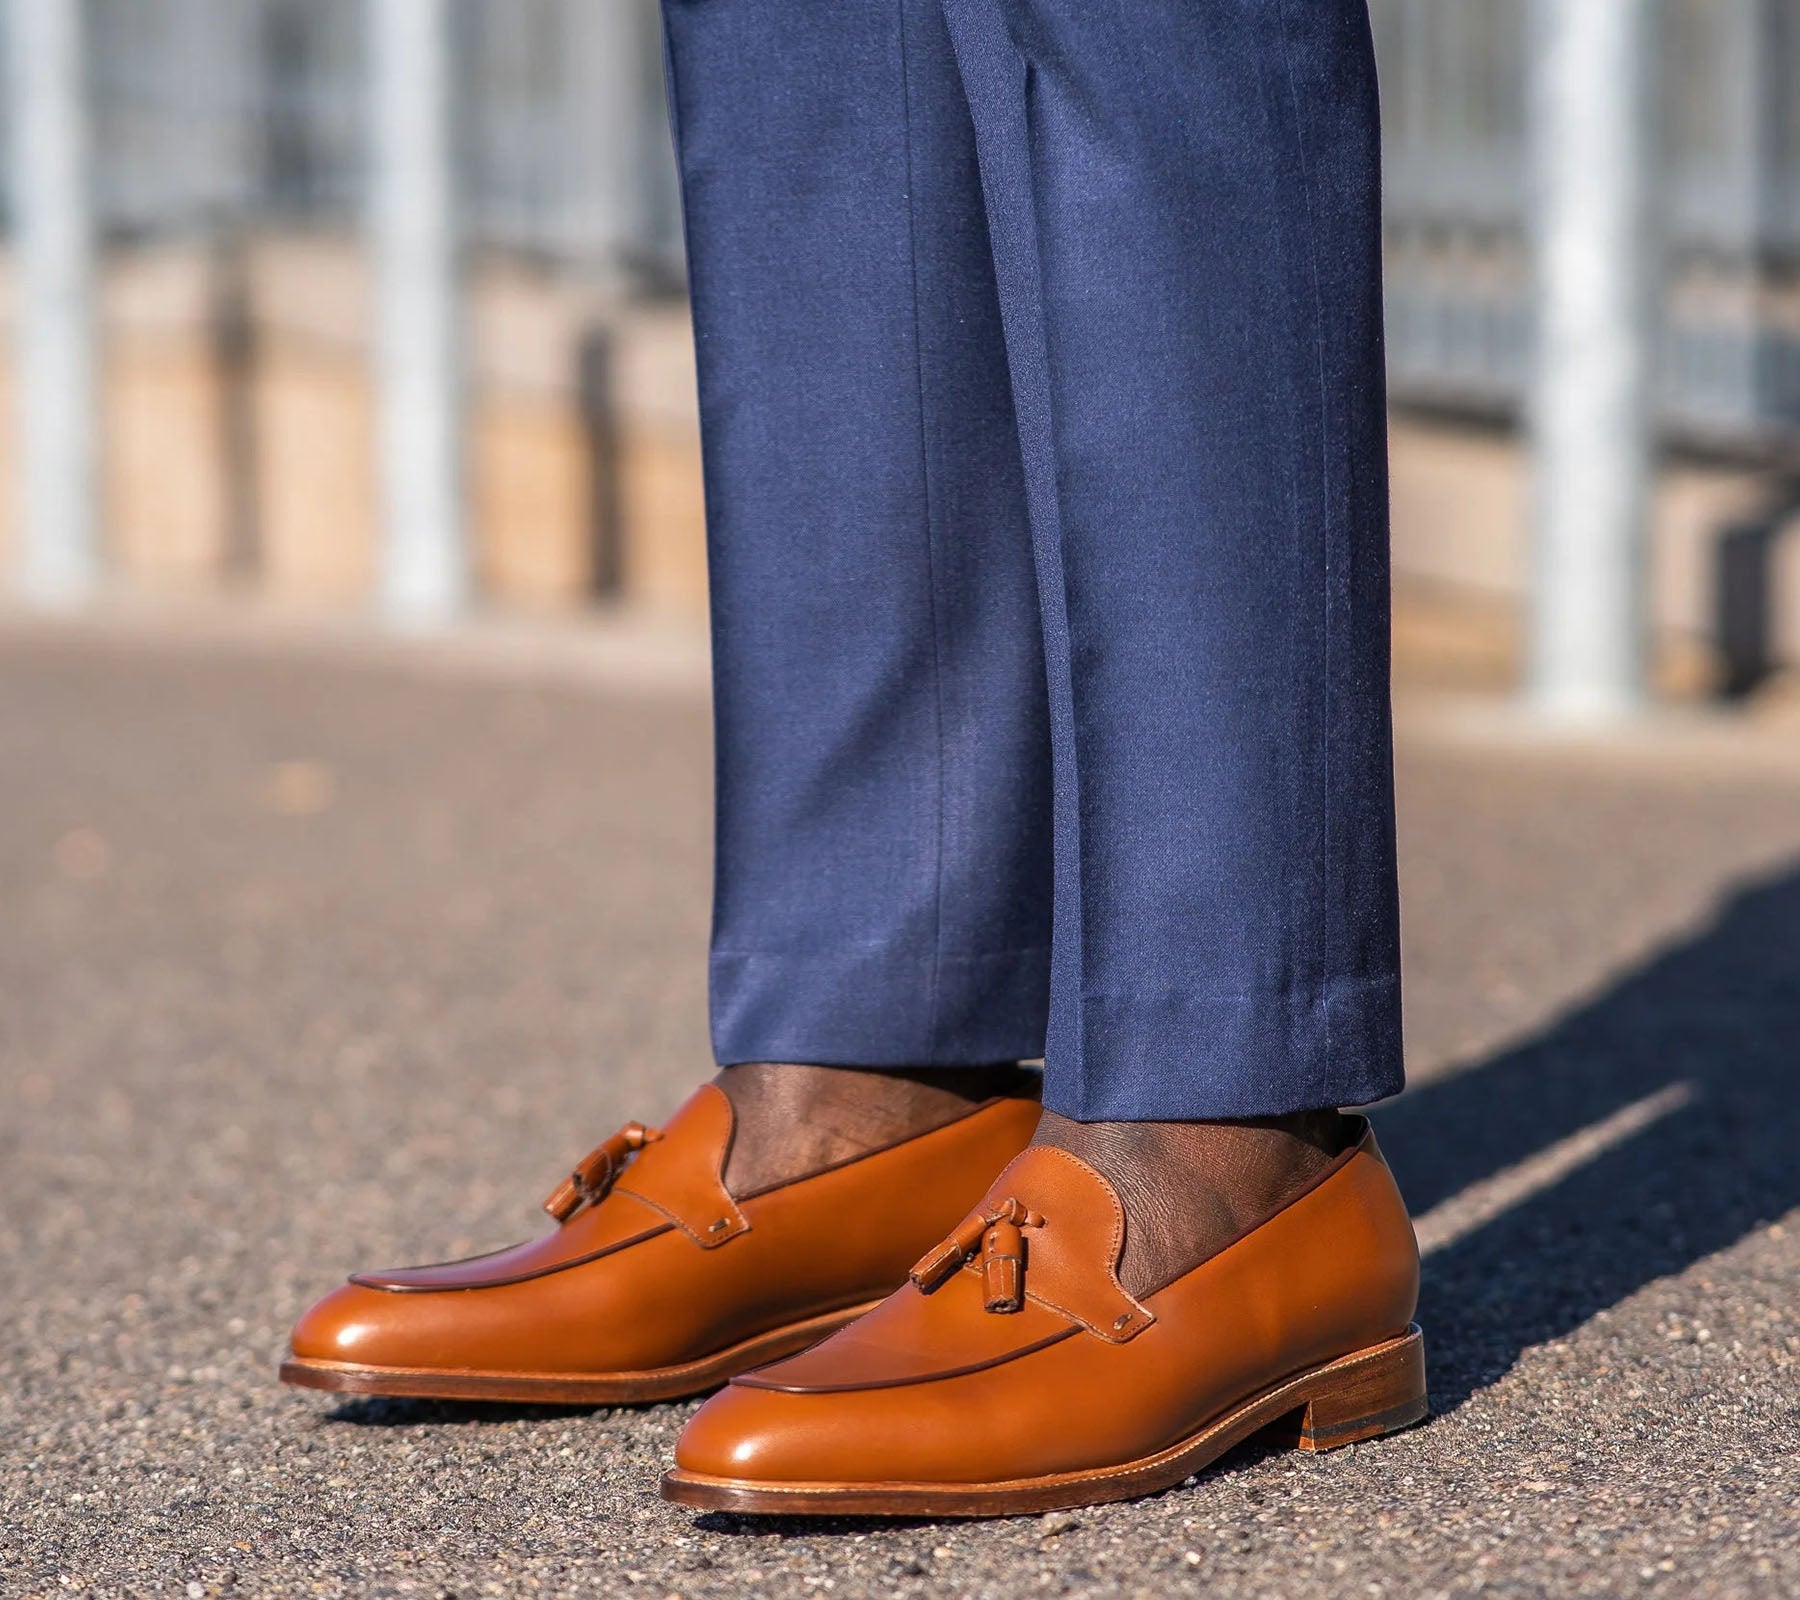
[740,1267,1076,1393]
[351,1188,670,1290]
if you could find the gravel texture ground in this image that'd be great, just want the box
[1,619,1797,1599]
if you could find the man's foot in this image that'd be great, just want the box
[1034,1108,1354,1294]
[662,1111,1424,1518]
[280,1066,1040,1405]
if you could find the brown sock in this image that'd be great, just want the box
[1035,1108,1354,1297]
[714,1061,1041,1195]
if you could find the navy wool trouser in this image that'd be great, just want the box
[660,0,1403,1120]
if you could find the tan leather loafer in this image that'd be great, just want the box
[281,1082,1040,1405]
[662,1117,1424,1516]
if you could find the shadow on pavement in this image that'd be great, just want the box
[323,1396,607,1427]
[1376,858,1800,1413]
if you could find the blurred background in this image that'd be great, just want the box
[5,8,1800,1596]
[1,0,1798,718]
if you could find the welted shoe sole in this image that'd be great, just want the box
[279,1301,879,1406]
[660,1324,1427,1517]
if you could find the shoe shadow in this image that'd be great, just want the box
[691,1511,948,1537]
[1374,859,1800,1415]
[321,1396,609,1427]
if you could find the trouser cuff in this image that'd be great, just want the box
[710,944,1050,1068]
[1044,973,1404,1120]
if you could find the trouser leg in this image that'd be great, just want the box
[661,0,1054,1067]
[941,0,1404,1117]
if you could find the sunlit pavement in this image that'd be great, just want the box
[2,617,1797,1599]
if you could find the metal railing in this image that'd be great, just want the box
[3,1,1791,446]
[1,0,1790,711]
[1,0,679,268]
[1375,0,1800,453]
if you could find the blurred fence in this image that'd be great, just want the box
[0,0,679,273]
[2,0,1799,696]
[1376,0,1800,453]
[0,0,1794,451]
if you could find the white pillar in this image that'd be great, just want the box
[563,0,652,266]
[8,0,98,607]
[370,0,466,626]
[1526,0,1658,721]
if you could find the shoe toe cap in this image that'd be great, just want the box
[676,1381,931,1485]
[676,1384,820,1480]
[288,1282,425,1368]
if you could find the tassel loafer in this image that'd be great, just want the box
[662,1117,1425,1516]
[281,1082,1041,1405]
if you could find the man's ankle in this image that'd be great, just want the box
[715,1061,1040,1194]
[1035,1107,1354,1296]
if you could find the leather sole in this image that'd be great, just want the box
[278,1301,880,1406]
[660,1324,1427,1518]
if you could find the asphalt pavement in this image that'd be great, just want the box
[1,617,1796,1599]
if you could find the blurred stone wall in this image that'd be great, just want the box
[0,233,708,618]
